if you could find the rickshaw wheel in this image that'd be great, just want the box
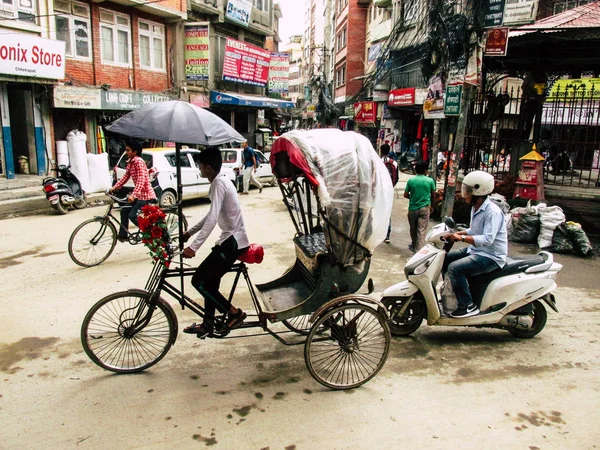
[282,314,330,336]
[304,303,390,390]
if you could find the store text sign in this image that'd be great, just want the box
[388,88,415,106]
[222,38,271,87]
[354,101,376,123]
[0,34,66,79]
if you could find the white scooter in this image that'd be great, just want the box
[381,218,562,338]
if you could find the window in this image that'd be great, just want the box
[254,0,269,13]
[553,0,592,14]
[55,1,91,59]
[0,0,36,23]
[139,19,165,70]
[165,153,191,168]
[336,64,346,87]
[336,26,347,52]
[100,9,131,66]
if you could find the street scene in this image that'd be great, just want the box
[1,182,600,448]
[3,0,600,448]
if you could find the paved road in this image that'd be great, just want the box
[1,185,599,449]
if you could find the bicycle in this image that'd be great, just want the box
[68,192,188,268]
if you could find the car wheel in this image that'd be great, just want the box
[159,189,177,207]
[271,176,278,187]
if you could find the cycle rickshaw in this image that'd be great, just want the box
[81,103,393,389]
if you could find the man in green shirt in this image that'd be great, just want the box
[404,161,436,252]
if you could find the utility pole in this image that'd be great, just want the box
[441,84,474,219]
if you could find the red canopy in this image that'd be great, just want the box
[270,136,319,186]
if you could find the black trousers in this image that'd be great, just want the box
[119,199,153,239]
[191,236,247,324]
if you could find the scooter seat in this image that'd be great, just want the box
[470,255,546,284]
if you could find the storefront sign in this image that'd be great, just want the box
[222,38,271,87]
[547,78,600,101]
[423,76,445,119]
[190,93,210,108]
[485,28,509,56]
[354,101,376,123]
[388,88,415,106]
[444,85,463,116]
[225,0,252,27]
[415,88,428,105]
[268,52,290,93]
[503,0,538,26]
[0,33,65,79]
[484,0,505,27]
[54,86,101,109]
[184,23,209,81]
[102,90,172,110]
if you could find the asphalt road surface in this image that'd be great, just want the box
[1,185,599,449]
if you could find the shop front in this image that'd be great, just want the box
[209,90,293,146]
[53,86,173,167]
[0,33,66,179]
[386,87,428,155]
[354,101,378,148]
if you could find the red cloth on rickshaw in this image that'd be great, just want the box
[270,137,319,186]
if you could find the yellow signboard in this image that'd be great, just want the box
[548,78,600,101]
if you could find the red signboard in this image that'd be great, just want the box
[388,88,415,106]
[222,37,271,87]
[354,101,376,123]
[485,28,509,56]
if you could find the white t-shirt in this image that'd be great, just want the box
[187,173,250,252]
[437,152,446,164]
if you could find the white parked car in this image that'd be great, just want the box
[220,148,276,191]
[114,147,237,206]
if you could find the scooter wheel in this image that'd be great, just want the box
[52,201,68,215]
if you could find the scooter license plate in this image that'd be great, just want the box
[49,195,59,204]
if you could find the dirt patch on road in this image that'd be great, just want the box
[0,247,44,269]
[0,337,60,373]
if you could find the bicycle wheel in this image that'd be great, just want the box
[69,218,117,267]
[282,314,313,335]
[81,291,176,373]
[305,303,390,390]
[164,211,188,240]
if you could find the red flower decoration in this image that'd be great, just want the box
[151,226,163,238]
[136,203,174,267]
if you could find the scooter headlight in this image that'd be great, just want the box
[413,259,432,275]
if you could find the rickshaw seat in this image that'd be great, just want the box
[238,244,264,264]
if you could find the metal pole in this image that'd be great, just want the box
[441,84,473,219]
[175,142,184,297]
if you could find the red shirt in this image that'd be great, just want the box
[113,156,156,201]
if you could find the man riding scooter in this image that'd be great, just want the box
[442,171,508,318]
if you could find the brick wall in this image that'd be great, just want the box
[62,1,172,93]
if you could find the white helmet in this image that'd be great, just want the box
[462,171,495,197]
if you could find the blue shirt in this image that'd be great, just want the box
[466,198,508,268]
[243,147,255,168]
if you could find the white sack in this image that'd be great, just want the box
[86,153,112,193]
[538,205,566,249]
[67,130,90,192]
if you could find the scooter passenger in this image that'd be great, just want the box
[442,171,508,318]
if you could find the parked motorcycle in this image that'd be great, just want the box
[381,217,562,338]
[398,150,418,174]
[42,165,86,214]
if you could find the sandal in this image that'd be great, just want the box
[183,322,212,337]
[222,310,247,331]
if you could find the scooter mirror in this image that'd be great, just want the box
[444,216,456,229]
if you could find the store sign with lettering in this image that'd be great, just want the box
[268,52,290,93]
[444,85,463,116]
[222,38,271,87]
[354,101,376,123]
[484,0,505,27]
[185,23,209,81]
[54,86,102,109]
[388,88,415,106]
[503,0,538,26]
[485,28,509,56]
[102,90,172,110]
[0,33,65,79]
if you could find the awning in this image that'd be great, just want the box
[210,91,294,109]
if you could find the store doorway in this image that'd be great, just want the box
[7,84,38,175]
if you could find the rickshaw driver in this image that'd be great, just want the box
[181,148,249,337]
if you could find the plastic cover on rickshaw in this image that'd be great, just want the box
[270,129,393,265]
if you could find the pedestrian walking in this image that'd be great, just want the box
[241,141,263,195]
[380,143,398,243]
[404,160,436,252]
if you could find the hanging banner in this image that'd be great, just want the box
[423,76,445,119]
[484,0,506,28]
[354,101,377,123]
[222,38,271,87]
[225,0,253,27]
[268,52,290,93]
[485,28,509,56]
[503,0,539,26]
[184,23,209,81]
[444,85,463,116]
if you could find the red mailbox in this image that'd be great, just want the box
[513,149,545,201]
